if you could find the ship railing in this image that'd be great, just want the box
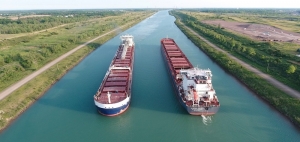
[197,101,220,107]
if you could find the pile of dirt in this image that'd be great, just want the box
[203,20,300,44]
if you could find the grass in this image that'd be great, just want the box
[0,41,96,130]
[0,34,28,40]
[175,10,300,92]
[173,18,300,129]
[185,10,300,34]
[0,13,135,41]
[0,11,155,92]
[222,13,300,33]
[0,11,155,131]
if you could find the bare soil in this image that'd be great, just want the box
[180,21,300,99]
[203,20,300,44]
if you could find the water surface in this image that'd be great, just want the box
[0,10,299,142]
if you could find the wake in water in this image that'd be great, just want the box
[201,115,213,125]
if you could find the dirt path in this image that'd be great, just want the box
[0,26,124,100]
[180,21,300,99]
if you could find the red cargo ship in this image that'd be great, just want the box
[161,38,220,115]
[94,35,134,116]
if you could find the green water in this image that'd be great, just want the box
[0,10,299,142]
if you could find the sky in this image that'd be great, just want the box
[0,0,299,10]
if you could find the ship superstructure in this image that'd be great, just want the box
[94,35,134,116]
[161,38,220,115]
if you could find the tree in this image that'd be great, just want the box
[235,42,242,50]
[247,48,256,56]
[242,46,247,52]
[17,53,33,68]
[230,39,236,51]
[266,59,270,72]
[286,65,296,74]
[4,55,13,63]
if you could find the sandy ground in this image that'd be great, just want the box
[180,21,300,99]
[203,20,300,44]
[0,26,126,101]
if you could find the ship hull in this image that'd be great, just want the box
[161,41,219,116]
[95,99,130,116]
[94,35,134,117]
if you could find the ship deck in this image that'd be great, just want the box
[95,45,134,104]
[161,38,193,79]
[161,38,220,115]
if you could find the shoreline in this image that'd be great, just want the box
[0,47,89,132]
[0,12,154,131]
[0,36,108,132]
[0,24,128,101]
[173,18,300,129]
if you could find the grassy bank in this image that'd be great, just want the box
[171,10,300,93]
[0,11,155,131]
[172,16,300,129]
[0,11,154,92]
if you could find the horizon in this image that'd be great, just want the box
[0,8,299,12]
[0,0,299,11]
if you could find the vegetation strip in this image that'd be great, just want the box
[171,10,300,93]
[0,11,154,131]
[170,11,300,129]
[0,11,153,92]
[0,24,126,101]
[179,21,300,99]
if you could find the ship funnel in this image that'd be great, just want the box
[107,92,111,104]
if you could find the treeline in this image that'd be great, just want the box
[182,8,300,21]
[0,17,85,34]
[0,9,140,16]
[171,15,300,128]
[171,11,300,91]
[32,9,123,16]
[197,8,299,15]
[0,10,124,34]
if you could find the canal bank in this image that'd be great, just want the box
[0,10,299,142]
[171,12,300,129]
[0,12,154,131]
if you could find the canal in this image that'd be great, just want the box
[0,10,299,142]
